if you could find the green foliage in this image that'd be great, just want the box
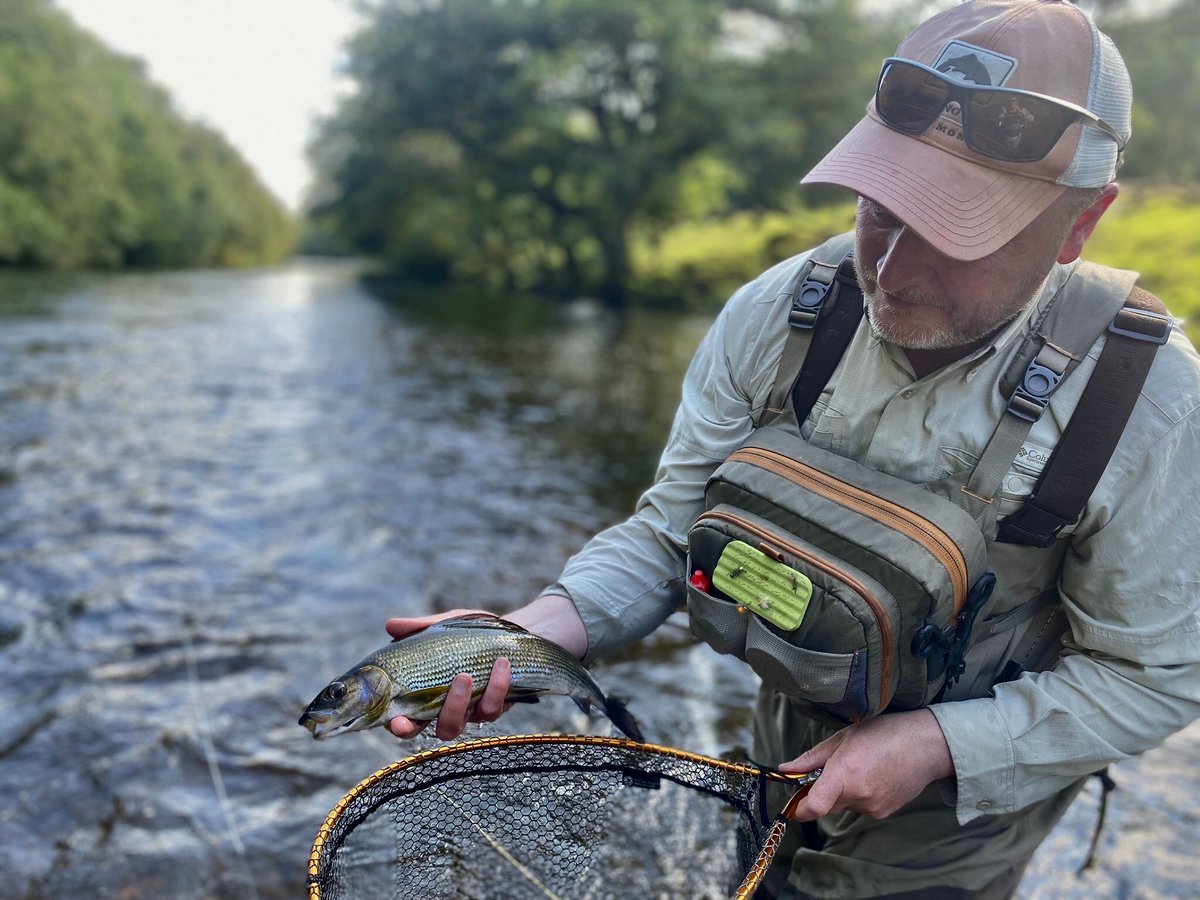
[0,0,295,269]
[312,0,1198,309]
[1106,4,1200,183]
[630,186,1200,347]
[1083,187,1200,342]
[310,0,899,305]
[630,202,856,310]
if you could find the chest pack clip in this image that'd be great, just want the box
[912,573,997,688]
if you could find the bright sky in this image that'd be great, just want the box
[54,0,364,212]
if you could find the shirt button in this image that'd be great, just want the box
[976,799,993,811]
[901,390,915,400]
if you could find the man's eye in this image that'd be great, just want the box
[864,200,900,227]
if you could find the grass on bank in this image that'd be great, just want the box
[632,185,1200,343]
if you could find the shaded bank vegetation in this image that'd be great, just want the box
[0,0,294,269]
[307,0,896,304]
[308,0,1198,320]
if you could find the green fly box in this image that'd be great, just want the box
[713,540,812,632]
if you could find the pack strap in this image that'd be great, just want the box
[996,295,1171,546]
[962,264,1140,509]
[790,255,863,426]
[759,232,859,426]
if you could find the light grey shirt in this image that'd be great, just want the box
[549,239,1200,824]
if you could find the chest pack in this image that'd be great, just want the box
[686,233,1173,721]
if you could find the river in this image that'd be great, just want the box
[0,260,1195,898]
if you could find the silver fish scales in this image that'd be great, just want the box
[299,614,643,741]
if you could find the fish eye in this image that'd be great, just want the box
[324,682,347,701]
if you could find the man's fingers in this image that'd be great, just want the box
[787,772,842,821]
[385,609,495,641]
[778,728,847,774]
[435,673,475,741]
[385,658,512,741]
[387,715,430,739]
[472,657,511,722]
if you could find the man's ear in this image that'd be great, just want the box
[1057,184,1120,264]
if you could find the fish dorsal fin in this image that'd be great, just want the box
[433,614,531,634]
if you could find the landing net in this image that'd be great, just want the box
[307,734,815,899]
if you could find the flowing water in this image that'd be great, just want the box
[0,260,1195,898]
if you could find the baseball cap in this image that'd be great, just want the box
[801,0,1132,261]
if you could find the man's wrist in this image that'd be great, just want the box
[504,592,588,659]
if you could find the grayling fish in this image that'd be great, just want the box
[299,615,643,741]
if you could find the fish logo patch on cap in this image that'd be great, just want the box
[932,40,1017,86]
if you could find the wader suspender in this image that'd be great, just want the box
[759,232,859,425]
[760,235,1173,546]
[994,284,1172,545]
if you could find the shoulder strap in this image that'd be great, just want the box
[995,283,1171,546]
[757,232,860,427]
[758,248,1171,549]
[962,263,1139,508]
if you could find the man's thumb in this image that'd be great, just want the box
[777,729,845,774]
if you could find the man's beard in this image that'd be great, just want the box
[857,265,1043,352]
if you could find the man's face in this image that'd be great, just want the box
[853,196,1072,352]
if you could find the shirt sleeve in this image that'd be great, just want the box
[549,254,809,662]
[932,395,1200,824]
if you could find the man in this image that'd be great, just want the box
[385,2,1200,896]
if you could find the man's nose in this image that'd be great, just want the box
[875,224,932,294]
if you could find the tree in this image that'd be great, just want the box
[311,0,899,305]
[0,0,295,269]
[1106,2,1200,183]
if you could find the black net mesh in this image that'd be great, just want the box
[308,735,791,900]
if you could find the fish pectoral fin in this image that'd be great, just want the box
[504,688,543,705]
[403,685,452,718]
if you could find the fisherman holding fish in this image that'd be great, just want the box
[373,3,1200,897]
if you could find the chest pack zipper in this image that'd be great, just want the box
[728,447,969,618]
[697,508,894,711]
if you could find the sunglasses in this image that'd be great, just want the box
[874,57,1126,163]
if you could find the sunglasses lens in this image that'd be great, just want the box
[877,62,950,133]
[966,92,1075,162]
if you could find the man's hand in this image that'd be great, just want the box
[382,595,587,741]
[778,709,954,821]
[383,610,512,741]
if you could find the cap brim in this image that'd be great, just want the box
[801,116,1067,261]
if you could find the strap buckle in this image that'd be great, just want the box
[995,501,1073,548]
[1007,361,1063,423]
[788,266,837,330]
[912,573,997,686]
[787,253,856,330]
[1109,308,1172,345]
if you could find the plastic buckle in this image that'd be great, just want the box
[995,503,1071,548]
[912,573,996,686]
[788,274,835,330]
[1007,361,1062,423]
[1109,308,1172,345]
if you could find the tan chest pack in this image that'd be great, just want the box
[686,234,1172,720]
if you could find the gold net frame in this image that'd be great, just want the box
[308,733,816,900]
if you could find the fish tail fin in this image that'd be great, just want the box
[603,696,644,743]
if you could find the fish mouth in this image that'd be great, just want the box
[299,712,331,739]
[299,711,369,740]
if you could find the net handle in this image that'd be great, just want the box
[732,770,820,900]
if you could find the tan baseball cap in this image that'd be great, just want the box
[801,0,1131,261]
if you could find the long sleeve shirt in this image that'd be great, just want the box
[547,236,1200,825]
